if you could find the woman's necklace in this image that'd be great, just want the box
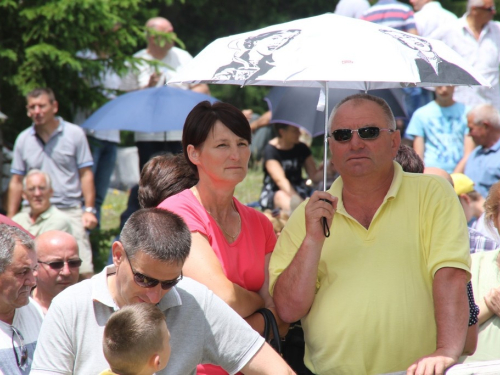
[193,187,241,242]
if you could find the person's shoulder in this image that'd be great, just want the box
[51,278,93,309]
[14,126,33,143]
[173,276,212,305]
[158,189,193,210]
[237,199,272,225]
[296,142,311,151]
[61,119,86,135]
[402,171,454,195]
[170,46,193,58]
[133,49,150,59]
[18,299,44,321]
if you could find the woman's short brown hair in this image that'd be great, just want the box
[182,101,252,173]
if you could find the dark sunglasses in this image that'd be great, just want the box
[37,259,82,270]
[330,126,395,142]
[123,251,183,290]
[11,326,28,370]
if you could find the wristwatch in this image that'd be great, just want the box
[84,206,97,215]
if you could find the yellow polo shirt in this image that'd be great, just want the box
[269,162,471,375]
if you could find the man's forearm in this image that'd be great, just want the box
[79,168,95,207]
[433,267,469,358]
[241,343,295,375]
[274,236,324,323]
[7,176,23,217]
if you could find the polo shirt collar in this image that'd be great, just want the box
[29,117,65,137]
[38,205,56,222]
[482,137,500,153]
[91,265,183,312]
[460,15,493,37]
[376,0,397,4]
[330,161,403,217]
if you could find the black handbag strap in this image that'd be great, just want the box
[256,308,282,354]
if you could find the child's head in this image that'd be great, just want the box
[103,303,171,375]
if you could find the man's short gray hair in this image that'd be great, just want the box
[329,93,396,131]
[469,103,500,130]
[0,224,35,274]
[120,208,191,265]
[22,169,52,191]
[467,0,485,12]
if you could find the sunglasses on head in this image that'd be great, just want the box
[330,126,395,142]
[11,326,28,370]
[38,259,82,270]
[123,251,183,290]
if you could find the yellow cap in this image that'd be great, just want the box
[450,173,475,195]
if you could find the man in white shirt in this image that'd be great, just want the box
[431,0,500,109]
[32,231,80,316]
[126,17,210,169]
[0,224,42,375]
[410,0,457,37]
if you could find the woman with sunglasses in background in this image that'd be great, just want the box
[259,123,324,215]
[158,101,289,375]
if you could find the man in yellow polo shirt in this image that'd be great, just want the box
[269,94,471,375]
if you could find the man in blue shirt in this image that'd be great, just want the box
[464,103,500,198]
[406,86,475,173]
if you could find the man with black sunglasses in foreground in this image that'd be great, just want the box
[0,224,42,375]
[31,208,294,375]
[269,94,472,375]
[31,231,81,316]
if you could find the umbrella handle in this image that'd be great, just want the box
[322,217,330,238]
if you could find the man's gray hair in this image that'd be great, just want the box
[469,103,500,130]
[467,0,485,12]
[120,208,191,264]
[0,224,35,273]
[22,169,52,191]
[329,93,396,131]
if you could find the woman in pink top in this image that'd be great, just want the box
[158,101,288,375]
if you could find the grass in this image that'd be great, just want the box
[91,165,265,273]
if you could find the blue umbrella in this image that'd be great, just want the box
[81,86,218,132]
[265,87,407,137]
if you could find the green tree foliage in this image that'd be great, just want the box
[0,0,161,144]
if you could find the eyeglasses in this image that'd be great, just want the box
[37,259,82,270]
[476,5,496,12]
[11,326,28,370]
[26,185,48,193]
[123,251,183,290]
[330,126,395,142]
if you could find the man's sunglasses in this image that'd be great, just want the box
[11,326,28,370]
[330,126,395,142]
[123,251,183,290]
[37,259,82,270]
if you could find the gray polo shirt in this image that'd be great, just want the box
[31,266,264,375]
[11,118,93,208]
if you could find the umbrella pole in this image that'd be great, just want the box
[321,82,331,238]
[323,82,329,192]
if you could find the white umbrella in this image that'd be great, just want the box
[169,13,488,195]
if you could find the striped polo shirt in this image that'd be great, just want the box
[361,0,416,32]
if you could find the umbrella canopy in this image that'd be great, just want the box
[169,13,488,90]
[168,12,488,197]
[265,87,407,137]
[81,86,218,132]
